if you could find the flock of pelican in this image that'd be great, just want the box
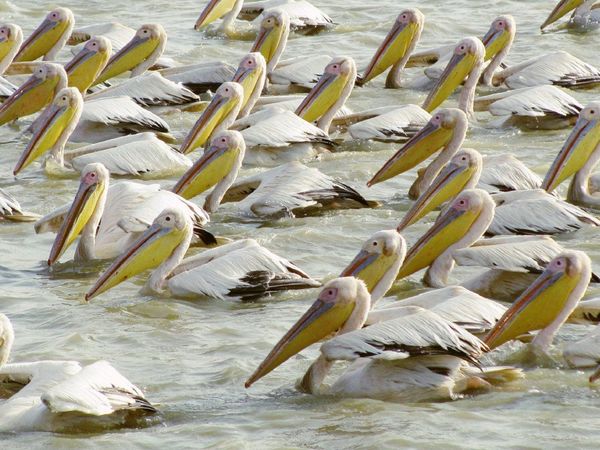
[1,0,600,433]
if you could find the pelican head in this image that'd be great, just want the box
[232,52,267,118]
[368,108,468,187]
[48,163,110,266]
[194,0,242,31]
[542,103,600,193]
[0,313,14,367]
[485,250,591,350]
[250,9,290,73]
[14,87,83,175]
[245,277,371,388]
[541,0,585,30]
[0,24,23,74]
[340,229,406,304]
[482,15,515,62]
[15,7,74,62]
[423,37,485,113]
[65,36,112,93]
[179,81,243,154]
[357,8,424,87]
[397,189,495,282]
[172,130,246,210]
[397,148,483,231]
[0,62,67,126]
[95,24,167,84]
[295,56,357,131]
[86,207,193,301]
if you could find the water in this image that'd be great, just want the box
[1,0,600,447]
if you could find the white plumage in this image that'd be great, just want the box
[348,105,431,142]
[240,0,334,32]
[477,154,543,193]
[0,188,38,221]
[269,55,332,88]
[160,62,236,94]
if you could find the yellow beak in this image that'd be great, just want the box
[367,120,453,186]
[541,0,584,30]
[423,52,478,113]
[484,267,582,349]
[360,21,420,85]
[65,46,110,93]
[397,161,477,230]
[15,18,70,62]
[195,0,238,30]
[85,221,188,300]
[295,72,349,124]
[481,28,511,61]
[245,296,355,388]
[339,249,398,294]
[172,141,241,199]
[542,117,600,192]
[232,64,263,112]
[397,206,480,280]
[0,71,60,126]
[14,102,77,174]
[0,36,16,64]
[251,24,284,66]
[48,179,106,266]
[94,35,160,85]
[180,94,238,154]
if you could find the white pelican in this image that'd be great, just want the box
[542,102,600,208]
[0,63,66,126]
[484,251,591,353]
[564,325,600,382]
[0,24,23,97]
[244,277,521,401]
[541,0,600,32]
[85,209,319,301]
[231,52,267,118]
[37,163,212,265]
[0,314,157,432]
[346,105,431,143]
[367,108,468,199]
[0,188,38,222]
[64,36,112,94]
[14,8,74,62]
[355,9,424,88]
[13,88,188,177]
[422,37,485,118]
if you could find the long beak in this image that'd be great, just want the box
[541,118,600,192]
[85,222,187,300]
[481,28,509,61]
[340,249,397,293]
[65,47,107,93]
[95,35,156,84]
[251,27,281,65]
[48,180,106,266]
[360,21,418,84]
[295,72,346,123]
[180,94,230,154]
[172,144,238,199]
[14,103,69,175]
[195,0,235,30]
[541,0,581,30]
[245,297,356,388]
[367,121,452,187]
[15,19,64,62]
[397,162,475,230]
[0,74,44,126]
[423,51,477,113]
[0,36,15,63]
[232,66,261,109]
[484,268,581,349]
[397,206,478,279]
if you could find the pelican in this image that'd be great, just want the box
[484,251,591,353]
[542,102,600,208]
[0,188,38,222]
[367,108,468,199]
[541,0,600,32]
[244,277,521,401]
[94,24,167,85]
[85,209,319,301]
[231,52,267,118]
[14,8,74,62]
[422,37,484,118]
[346,105,431,143]
[38,163,212,265]
[0,63,66,126]
[64,36,111,93]
[13,88,189,177]
[564,325,600,382]
[355,9,424,88]
[180,81,243,154]
[0,24,23,97]
[0,314,157,432]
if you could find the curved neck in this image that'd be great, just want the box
[75,182,108,261]
[148,226,193,293]
[49,102,83,167]
[221,0,244,32]
[204,148,245,212]
[370,254,405,305]
[459,58,483,119]
[131,36,167,77]
[567,143,600,206]
[316,67,357,132]
[386,27,422,89]
[239,70,266,118]
[482,33,514,86]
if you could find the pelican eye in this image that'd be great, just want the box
[460,45,465,51]
[61,96,67,101]
[458,199,466,206]
[401,14,407,20]
[90,173,96,178]
[372,242,378,246]
[221,137,227,143]
[590,109,596,115]
[165,216,171,222]
[498,21,504,27]
[51,13,58,19]
[461,156,467,161]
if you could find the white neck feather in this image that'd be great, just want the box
[568,143,600,207]
[147,225,193,293]
[267,22,290,74]
[316,65,357,133]
[482,32,514,86]
[221,0,244,32]
[459,58,483,119]
[131,35,167,77]
[204,149,244,213]
[386,27,422,89]
[74,182,108,261]
[0,314,14,367]
[238,71,266,118]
